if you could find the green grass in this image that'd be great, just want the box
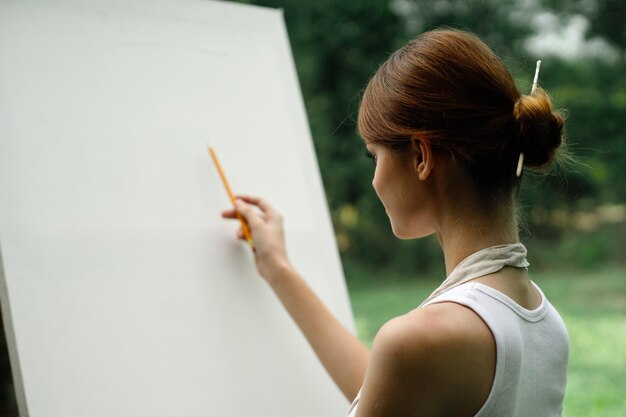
[346,267,626,417]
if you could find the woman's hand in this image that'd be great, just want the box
[221,195,291,282]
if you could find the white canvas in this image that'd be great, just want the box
[0,1,355,416]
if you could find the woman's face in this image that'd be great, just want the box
[365,142,436,239]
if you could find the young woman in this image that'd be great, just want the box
[222,29,569,417]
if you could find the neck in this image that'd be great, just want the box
[434,198,519,276]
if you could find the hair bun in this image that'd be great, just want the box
[513,87,564,170]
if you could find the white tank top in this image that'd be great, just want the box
[348,244,569,417]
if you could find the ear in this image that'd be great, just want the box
[411,136,435,181]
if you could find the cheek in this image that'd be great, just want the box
[392,179,416,217]
[386,175,426,233]
[370,158,434,239]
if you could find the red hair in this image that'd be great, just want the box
[358,29,564,198]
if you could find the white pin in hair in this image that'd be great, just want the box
[516,60,542,178]
[531,60,542,94]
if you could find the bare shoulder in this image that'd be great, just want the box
[405,301,495,349]
[355,303,495,417]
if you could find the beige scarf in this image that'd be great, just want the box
[420,243,530,307]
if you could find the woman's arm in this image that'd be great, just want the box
[354,304,496,417]
[223,195,369,401]
[263,261,369,401]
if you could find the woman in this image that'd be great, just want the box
[222,29,569,417]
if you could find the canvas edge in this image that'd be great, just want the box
[0,241,30,417]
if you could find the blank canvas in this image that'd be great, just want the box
[0,0,355,416]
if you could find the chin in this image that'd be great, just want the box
[390,223,416,240]
[390,220,434,240]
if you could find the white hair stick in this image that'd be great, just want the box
[516,60,542,177]
[531,60,542,94]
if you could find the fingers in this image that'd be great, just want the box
[235,195,278,217]
[221,209,238,219]
[221,205,266,223]
[221,196,281,229]
[222,206,264,220]
[235,195,262,205]
[234,200,263,227]
[223,212,253,241]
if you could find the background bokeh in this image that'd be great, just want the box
[1,0,624,415]
[237,0,626,278]
[235,1,626,416]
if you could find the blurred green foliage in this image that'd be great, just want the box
[237,0,626,276]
